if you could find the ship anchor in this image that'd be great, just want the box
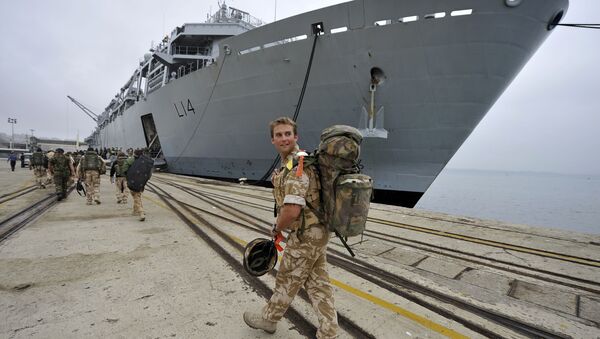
[359,82,388,138]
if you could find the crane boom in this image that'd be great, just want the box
[67,95,99,122]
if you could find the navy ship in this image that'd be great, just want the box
[86,0,569,207]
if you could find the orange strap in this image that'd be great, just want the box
[274,234,284,252]
[296,155,304,177]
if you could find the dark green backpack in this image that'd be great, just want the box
[116,156,127,177]
[83,153,99,171]
[52,155,70,175]
[32,152,44,166]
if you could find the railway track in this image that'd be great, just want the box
[1,194,56,242]
[0,185,37,205]
[0,185,74,243]
[147,182,376,339]
[149,177,586,338]
[153,174,600,294]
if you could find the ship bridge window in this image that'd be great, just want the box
[451,9,473,17]
[399,16,418,23]
[374,19,392,26]
[330,26,348,34]
[424,12,446,19]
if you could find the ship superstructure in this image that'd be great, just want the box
[86,0,569,207]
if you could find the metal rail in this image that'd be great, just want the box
[147,182,374,338]
[0,194,56,242]
[0,185,37,204]
[151,177,573,338]
[158,174,600,269]
[0,187,74,243]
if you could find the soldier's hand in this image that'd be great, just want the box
[271,224,281,238]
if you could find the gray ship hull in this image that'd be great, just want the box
[93,0,569,206]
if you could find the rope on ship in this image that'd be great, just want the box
[256,23,324,184]
[556,23,600,30]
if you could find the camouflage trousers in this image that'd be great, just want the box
[114,177,128,203]
[263,224,338,339]
[53,173,69,197]
[33,166,47,187]
[84,170,100,203]
[131,191,143,215]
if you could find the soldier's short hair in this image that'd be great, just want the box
[269,117,297,138]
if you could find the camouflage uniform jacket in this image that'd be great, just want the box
[272,145,322,232]
[49,154,71,176]
[121,156,136,175]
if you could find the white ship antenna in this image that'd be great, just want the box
[274,0,277,22]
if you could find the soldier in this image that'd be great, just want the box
[29,147,48,188]
[243,117,338,338]
[48,148,74,201]
[77,147,106,205]
[109,151,129,204]
[65,152,76,187]
[122,149,149,221]
[72,150,82,170]
[46,150,55,185]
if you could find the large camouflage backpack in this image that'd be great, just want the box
[298,126,372,257]
[82,153,100,171]
[32,152,44,166]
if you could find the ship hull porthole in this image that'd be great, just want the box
[370,67,386,85]
[547,10,565,30]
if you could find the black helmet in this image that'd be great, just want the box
[76,179,86,197]
[243,238,278,276]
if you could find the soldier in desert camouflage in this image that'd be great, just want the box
[244,117,338,339]
[77,147,105,205]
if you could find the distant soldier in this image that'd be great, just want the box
[72,151,83,170]
[48,148,74,201]
[29,147,48,188]
[46,150,55,184]
[77,147,106,205]
[123,149,153,221]
[109,152,129,204]
[7,151,17,171]
[65,152,76,187]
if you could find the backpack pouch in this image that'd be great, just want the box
[331,173,373,237]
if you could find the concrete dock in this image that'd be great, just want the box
[1,161,599,338]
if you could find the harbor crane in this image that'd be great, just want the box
[67,95,99,122]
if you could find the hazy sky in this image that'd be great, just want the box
[1,0,598,175]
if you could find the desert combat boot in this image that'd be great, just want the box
[243,311,277,334]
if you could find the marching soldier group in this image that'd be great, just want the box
[28,146,151,222]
